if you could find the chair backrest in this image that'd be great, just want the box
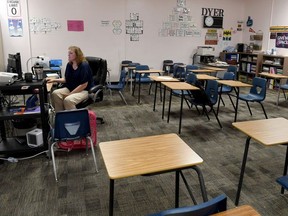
[173,63,185,78]
[186,64,199,71]
[86,56,107,86]
[163,60,173,64]
[223,71,235,80]
[129,62,140,67]
[250,77,267,100]
[205,80,219,106]
[227,65,237,79]
[227,65,237,73]
[135,65,150,78]
[54,109,90,141]
[118,70,127,87]
[121,60,133,70]
[148,194,227,216]
[135,65,149,70]
[186,72,198,85]
[163,60,173,72]
[122,60,132,64]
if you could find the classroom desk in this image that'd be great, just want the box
[212,205,260,216]
[258,72,288,106]
[134,69,163,103]
[232,117,288,205]
[99,133,207,216]
[196,74,219,80]
[201,66,228,71]
[161,82,199,134]
[149,76,179,111]
[188,69,216,73]
[217,80,251,122]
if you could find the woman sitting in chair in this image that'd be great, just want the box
[47,46,94,112]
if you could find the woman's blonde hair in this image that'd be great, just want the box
[68,46,86,65]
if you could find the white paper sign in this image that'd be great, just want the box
[7,0,21,17]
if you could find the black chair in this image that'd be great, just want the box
[172,63,186,81]
[162,60,173,75]
[76,56,107,124]
[148,194,227,216]
[189,80,222,128]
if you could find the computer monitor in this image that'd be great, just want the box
[7,52,23,80]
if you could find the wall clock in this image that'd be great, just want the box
[203,16,223,28]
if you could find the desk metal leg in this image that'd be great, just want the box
[138,76,141,103]
[162,86,166,120]
[175,170,180,208]
[235,136,251,206]
[167,89,172,123]
[178,91,184,134]
[234,87,240,122]
[153,82,158,111]
[109,179,114,216]
[216,84,223,115]
[0,121,6,140]
[130,70,133,94]
[281,144,288,194]
[191,166,208,202]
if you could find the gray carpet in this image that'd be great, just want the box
[1,83,288,216]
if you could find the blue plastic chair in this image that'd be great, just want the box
[133,64,153,95]
[148,194,227,216]
[186,64,199,74]
[50,109,99,181]
[121,60,132,71]
[107,70,128,105]
[277,80,288,104]
[238,77,268,119]
[227,65,237,74]
[218,72,235,109]
[276,175,288,192]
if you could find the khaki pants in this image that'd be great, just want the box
[51,87,88,112]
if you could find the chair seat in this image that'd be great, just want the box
[135,77,152,83]
[219,86,232,93]
[239,93,263,102]
[276,175,288,190]
[280,84,288,90]
[107,84,122,90]
[172,89,190,96]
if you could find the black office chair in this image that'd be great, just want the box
[76,56,108,124]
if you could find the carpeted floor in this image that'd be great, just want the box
[1,83,288,216]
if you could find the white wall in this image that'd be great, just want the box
[3,0,278,81]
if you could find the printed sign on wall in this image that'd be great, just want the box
[7,0,21,17]
[276,33,288,48]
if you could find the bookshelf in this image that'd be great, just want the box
[219,52,288,84]
[219,52,239,65]
[238,53,262,84]
[259,54,288,89]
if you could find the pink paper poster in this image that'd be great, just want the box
[67,20,84,31]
